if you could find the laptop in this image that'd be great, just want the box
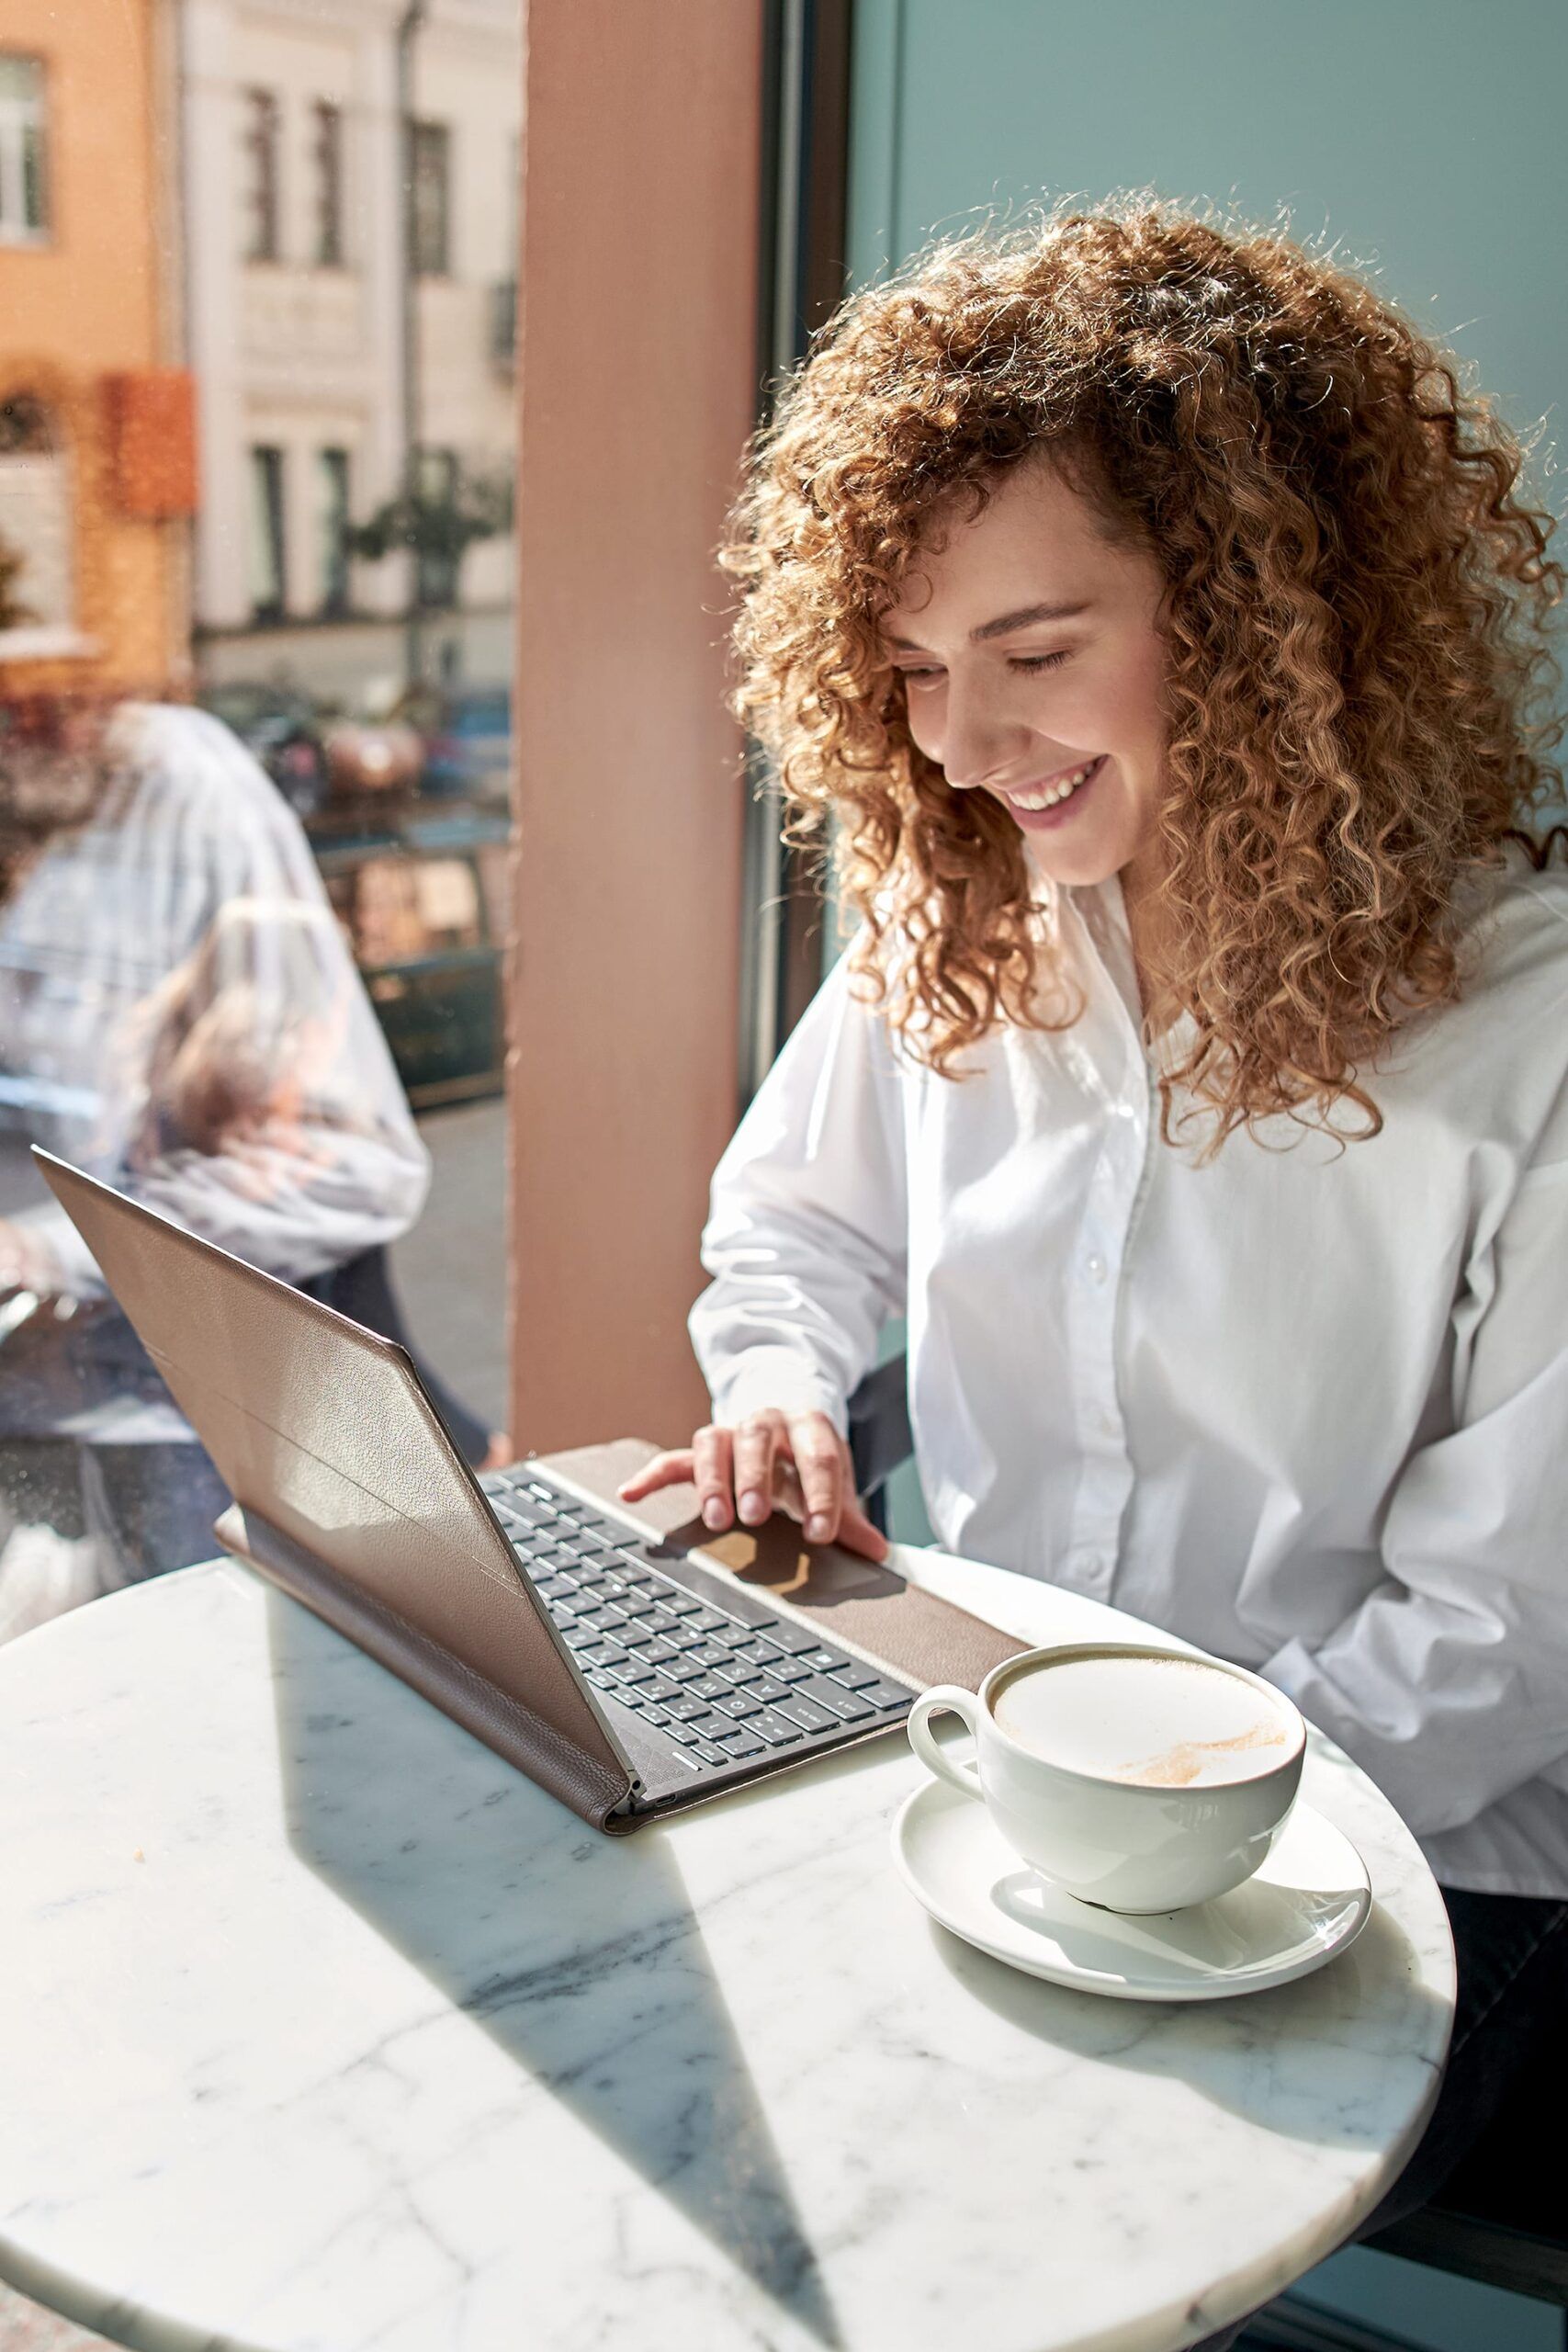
[31,1149,1021,1831]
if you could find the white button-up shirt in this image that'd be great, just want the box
[692,855,1568,1897]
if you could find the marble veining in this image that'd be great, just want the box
[0,1552,1453,2352]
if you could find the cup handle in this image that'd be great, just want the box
[908,1685,985,1799]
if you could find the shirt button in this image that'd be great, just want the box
[1086,1252,1108,1283]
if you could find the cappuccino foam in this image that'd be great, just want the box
[993,1652,1294,1789]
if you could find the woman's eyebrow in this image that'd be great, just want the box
[884,598,1093,653]
[970,598,1093,641]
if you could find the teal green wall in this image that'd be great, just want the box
[849,0,1567,475]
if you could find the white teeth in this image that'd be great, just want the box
[1010,759,1098,811]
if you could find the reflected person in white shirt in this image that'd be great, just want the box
[622,205,1567,2275]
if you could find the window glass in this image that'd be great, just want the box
[312,100,344,267]
[0,0,518,1657]
[241,87,280,263]
[316,447,350,616]
[0,55,47,243]
[247,446,286,619]
[408,120,450,276]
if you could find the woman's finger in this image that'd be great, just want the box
[616,1448,697,1503]
[691,1425,737,1532]
[786,1411,848,1544]
[732,1410,784,1527]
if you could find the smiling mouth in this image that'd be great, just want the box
[1002,754,1105,812]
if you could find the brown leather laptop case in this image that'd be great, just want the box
[36,1151,1023,1832]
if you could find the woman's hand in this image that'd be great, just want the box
[0,1219,58,1297]
[618,1408,888,1563]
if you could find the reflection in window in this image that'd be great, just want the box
[241,87,280,264]
[328,854,484,967]
[407,119,450,277]
[248,445,286,620]
[415,447,458,609]
[317,447,351,616]
[312,99,344,268]
[0,55,47,244]
[0,396,73,642]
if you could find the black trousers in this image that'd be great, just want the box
[1193,1881,1568,2349]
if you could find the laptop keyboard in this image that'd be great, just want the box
[485,1471,914,1777]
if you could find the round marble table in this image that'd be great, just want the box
[0,1543,1453,2352]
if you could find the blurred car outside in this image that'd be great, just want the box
[195,681,328,817]
[403,683,512,802]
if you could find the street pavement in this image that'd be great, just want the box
[0,1101,508,2349]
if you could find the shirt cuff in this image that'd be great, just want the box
[706,1346,849,1437]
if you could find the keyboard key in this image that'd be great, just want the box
[641,1704,671,1728]
[773,1692,838,1735]
[616,1659,657,1687]
[713,1726,765,1758]
[688,1673,731,1702]
[760,1622,821,1655]
[803,1678,874,1722]
[641,1675,682,1705]
[660,1589,705,1616]
[664,1656,710,1684]
[667,1697,707,1723]
[618,1621,658,1648]
[714,1625,756,1650]
[689,1642,733,1671]
[862,1679,914,1711]
[750,1708,806,1748]
[733,1637,784,1668]
[713,1689,762,1719]
[748,1676,791,1707]
[834,1662,883,1690]
[689,1739,728,1765]
[643,1606,684,1637]
[688,1608,730,1634]
[771,1657,817,1683]
[640,1639,681,1668]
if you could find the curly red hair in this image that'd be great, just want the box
[723,203,1563,1143]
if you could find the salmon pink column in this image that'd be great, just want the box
[508,0,763,1452]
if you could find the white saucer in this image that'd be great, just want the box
[892,1778,1371,2001]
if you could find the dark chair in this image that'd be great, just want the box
[846,1352,914,1535]
[848,1353,1568,2347]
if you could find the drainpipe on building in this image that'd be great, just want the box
[396,0,426,692]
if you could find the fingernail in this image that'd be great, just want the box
[739,1491,767,1525]
[806,1514,831,1542]
[702,1498,727,1529]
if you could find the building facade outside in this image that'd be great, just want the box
[0,0,195,698]
[183,0,519,710]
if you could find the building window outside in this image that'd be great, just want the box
[312,99,344,267]
[317,447,351,615]
[0,395,73,641]
[415,447,458,608]
[407,120,450,277]
[241,88,281,263]
[0,55,48,244]
[248,445,286,620]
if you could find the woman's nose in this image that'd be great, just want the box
[941,679,1031,793]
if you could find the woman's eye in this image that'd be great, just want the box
[897,668,942,687]
[1010,650,1071,673]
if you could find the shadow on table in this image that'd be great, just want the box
[265,1589,841,2348]
[927,1889,1449,2152]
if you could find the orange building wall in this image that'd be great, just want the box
[0,0,188,695]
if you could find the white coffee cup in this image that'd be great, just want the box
[908,1642,1306,1914]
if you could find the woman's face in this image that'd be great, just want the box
[881,455,1168,893]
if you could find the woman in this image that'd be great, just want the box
[621,207,1568,2326]
[0,697,436,1635]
